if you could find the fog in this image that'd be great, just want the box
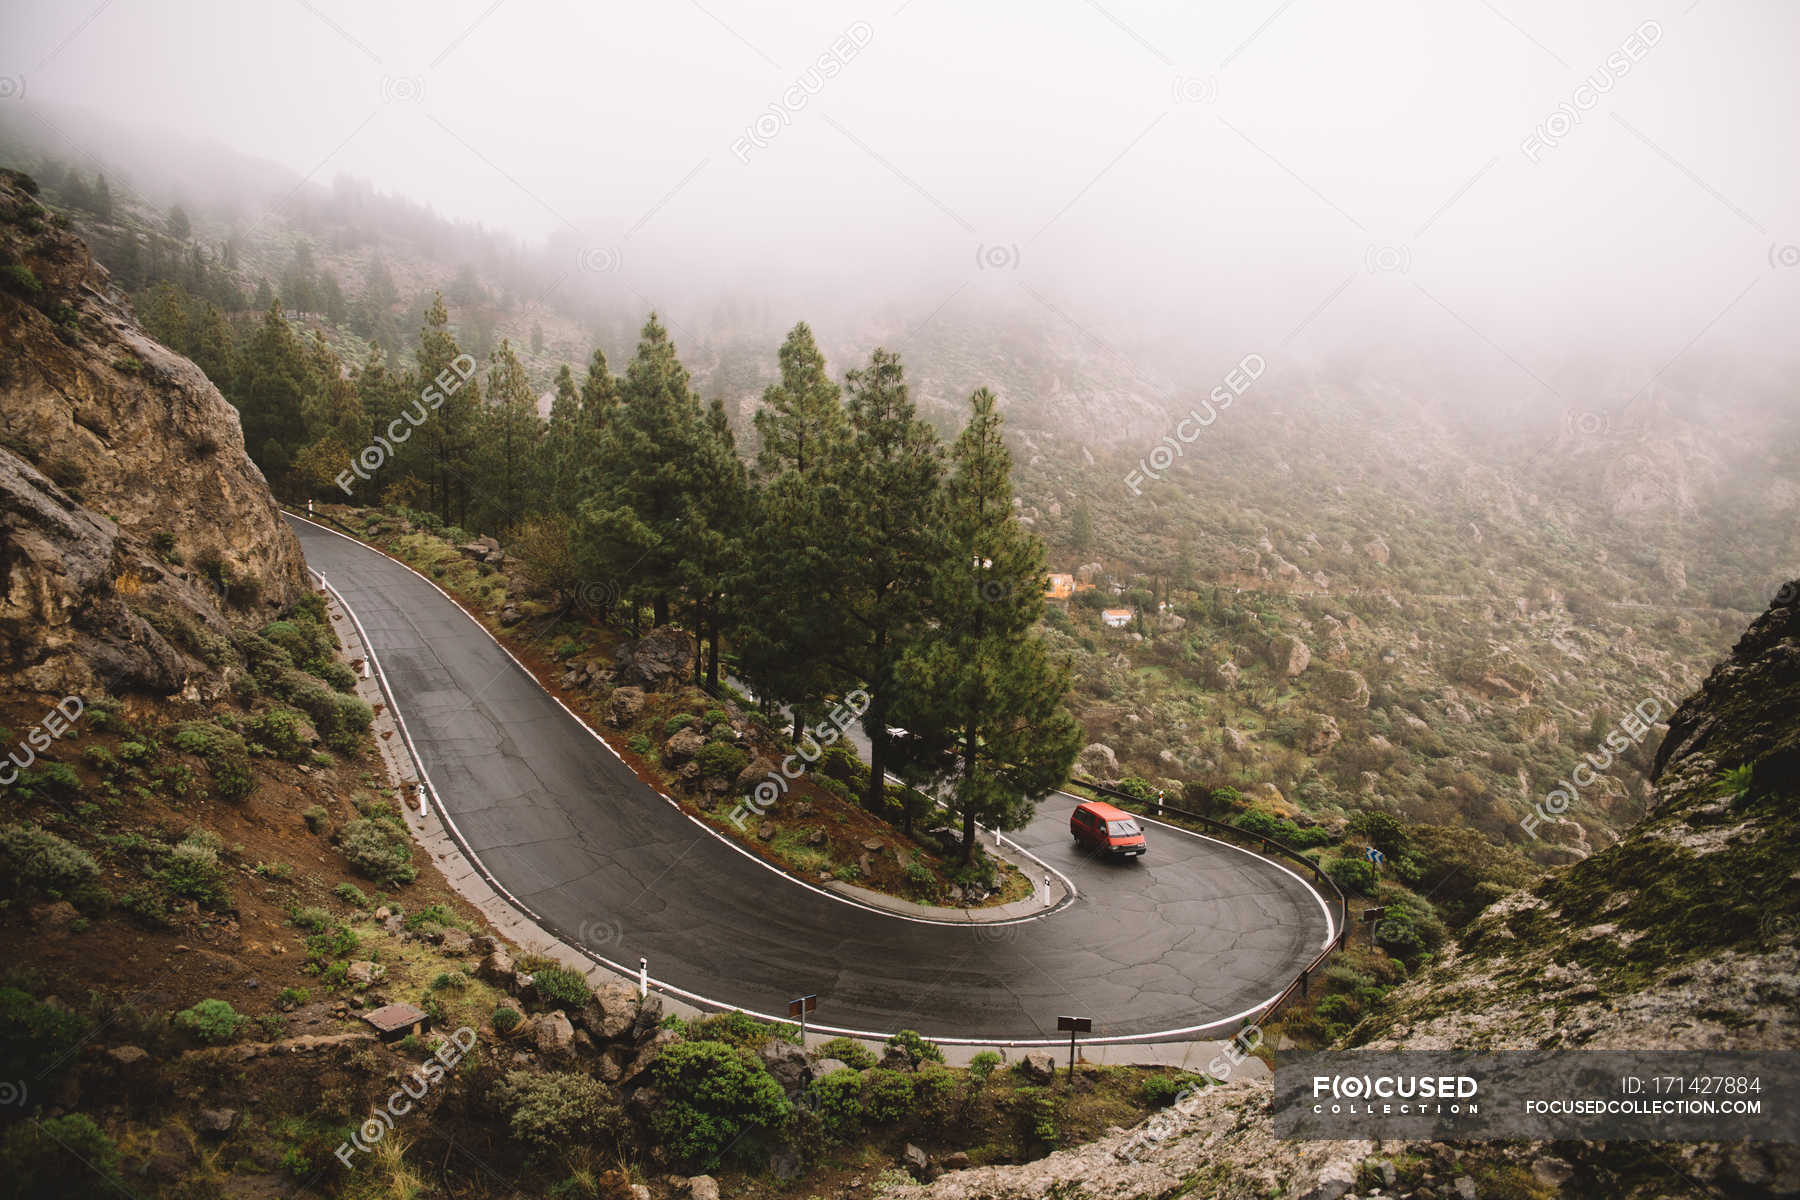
[4,0,1798,402]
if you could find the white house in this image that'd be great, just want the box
[1100,608,1133,628]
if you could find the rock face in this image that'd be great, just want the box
[1077,742,1119,778]
[0,171,304,697]
[1320,668,1371,708]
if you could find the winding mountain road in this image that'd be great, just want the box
[290,516,1332,1042]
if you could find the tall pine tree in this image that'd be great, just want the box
[893,389,1081,859]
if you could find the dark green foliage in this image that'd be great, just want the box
[816,1036,875,1070]
[809,1068,864,1139]
[694,741,748,780]
[0,1115,120,1199]
[173,720,256,802]
[1140,1072,1209,1107]
[0,988,89,1081]
[1232,809,1337,849]
[1326,855,1377,896]
[246,707,311,760]
[647,1040,791,1170]
[158,830,232,910]
[883,1028,944,1067]
[861,1067,914,1122]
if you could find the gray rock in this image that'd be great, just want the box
[439,929,473,956]
[1453,1176,1478,1200]
[760,1039,810,1093]
[531,1011,576,1056]
[479,944,515,982]
[345,961,384,986]
[687,1175,721,1200]
[809,1057,850,1082]
[609,686,647,727]
[1019,1051,1057,1083]
[195,1108,236,1136]
[616,627,695,691]
[664,727,706,763]
[903,1142,931,1178]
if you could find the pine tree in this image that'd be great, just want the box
[893,389,1081,859]
[738,323,849,740]
[470,338,542,534]
[1070,502,1094,552]
[579,347,617,429]
[683,397,750,691]
[410,293,481,525]
[576,314,703,627]
[92,173,112,220]
[231,300,322,480]
[829,348,946,830]
[753,321,844,479]
[544,363,588,513]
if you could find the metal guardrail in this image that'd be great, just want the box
[1069,777,1352,1028]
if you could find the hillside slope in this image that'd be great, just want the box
[887,578,1800,1199]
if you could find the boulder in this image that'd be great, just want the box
[622,1029,681,1083]
[688,1178,721,1200]
[1222,727,1249,754]
[439,929,473,956]
[1019,1051,1057,1083]
[664,727,706,763]
[1077,743,1119,778]
[942,1151,971,1170]
[1363,538,1391,565]
[760,1040,810,1093]
[1322,669,1371,708]
[479,944,516,983]
[609,686,647,727]
[345,961,384,986]
[589,981,640,1040]
[616,626,694,692]
[1304,716,1341,755]
[808,1057,850,1083]
[903,1143,932,1179]
[1269,634,1312,677]
[530,1011,576,1056]
[195,1108,236,1137]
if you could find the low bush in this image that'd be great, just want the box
[1140,1071,1209,1107]
[247,707,311,761]
[809,1067,864,1139]
[0,1114,120,1199]
[339,815,416,886]
[0,824,101,905]
[174,998,246,1043]
[157,831,232,910]
[0,987,89,1080]
[862,1068,913,1123]
[816,1036,875,1070]
[530,965,590,1011]
[694,741,748,781]
[494,1070,625,1158]
[647,1041,791,1170]
[884,1028,944,1067]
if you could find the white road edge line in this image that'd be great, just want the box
[292,511,1325,1045]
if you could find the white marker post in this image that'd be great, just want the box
[1043,872,1052,907]
[638,957,648,999]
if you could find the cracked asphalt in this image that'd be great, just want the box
[292,516,1332,1040]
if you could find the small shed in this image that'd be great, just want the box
[361,1002,431,1043]
[1101,608,1133,628]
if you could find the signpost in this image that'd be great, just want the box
[1361,905,1386,944]
[1056,1015,1092,1081]
[1364,846,1385,866]
[789,994,818,1047]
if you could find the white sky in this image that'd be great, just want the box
[3,0,1797,390]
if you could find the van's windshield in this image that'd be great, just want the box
[1107,820,1140,837]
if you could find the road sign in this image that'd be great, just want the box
[1057,1015,1092,1081]
[1361,906,1387,923]
[1364,846,1386,865]
[789,994,818,1045]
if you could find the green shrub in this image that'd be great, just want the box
[158,831,231,909]
[627,734,653,756]
[647,1041,791,1170]
[304,806,330,834]
[1314,994,1361,1026]
[339,816,416,886]
[816,1036,875,1070]
[174,998,246,1043]
[883,1028,944,1067]
[247,707,311,760]
[1326,856,1377,896]
[687,1011,792,1051]
[315,661,358,693]
[430,970,468,992]
[1140,1072,1209,1107]
[861,1068,913,1123]
[531,965,591,1011]
[967,1049,1002,1083]
[276,987,309,1010]
[288,906,331,933]
[492,1005,522,1034]
[0,824,101,904]
[912,1062,957,1118]
[664,713,697,736]
[809,1067,864,1139]
[404,903,458,931]
[0,1114,120,1199]
[332,882,368,907]
[494,1070,624,1158]
[694,741,749,780]
[0,987,89,1080]
[259,618,335,672]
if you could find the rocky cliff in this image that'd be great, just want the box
[889,580,1800,1198]
[0,169,304,697]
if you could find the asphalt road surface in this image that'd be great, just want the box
[291,516,1332,1042]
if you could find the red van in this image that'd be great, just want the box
[1071,800,1147,858]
